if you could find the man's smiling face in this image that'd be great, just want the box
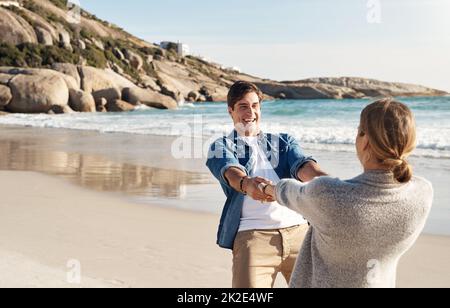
[228,92,261,137]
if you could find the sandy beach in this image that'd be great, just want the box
[1,170,449,288]
[0,125,449,288]
[0,171,231,288]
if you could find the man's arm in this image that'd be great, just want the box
[284,134,328,182]
[224,167,274,202]
[297,161,328,183]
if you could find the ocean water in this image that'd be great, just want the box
[1,96,450,159]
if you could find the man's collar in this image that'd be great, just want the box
[228,129,266,143]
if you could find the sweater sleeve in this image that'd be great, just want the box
[275,177,329,224]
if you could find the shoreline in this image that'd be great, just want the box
[1,123,448,236]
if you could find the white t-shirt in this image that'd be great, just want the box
[238,137,307,232]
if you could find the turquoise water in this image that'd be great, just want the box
[1,96,449,158]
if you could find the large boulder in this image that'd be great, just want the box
[51,63,81,89]
[187,91,200,102]
[77,39,86,50]
[35,27,53,46]
[79,66,135,92]
[124,49,143,70]
[96,97,107,112]
[7,74,70,113]
[152,60,201,101]
[122,87,177,110]
[0,67,79,91]
[56,25,72,51]
[200,85,229,102]
[0,73,13,85]
[91,37,105,51]
[0,8,38,45]
[139,75,161,92]
[106,99,136,112]
[0,84,12,108]
[69,89,96,112]
[111,63,124,75]
[20,7,58,42]
[79,66,135,104]
[92,87,122,105]
[48,105,74,114]
[57,72,79,91]
[158,77,182,102]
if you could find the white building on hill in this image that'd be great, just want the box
[159,41,190,57]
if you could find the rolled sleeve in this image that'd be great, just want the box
[206,137,248,190]
[290,156,317,181]
[219,163,248,188]
[286,135,317,181]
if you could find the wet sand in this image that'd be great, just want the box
[0,125,449,288]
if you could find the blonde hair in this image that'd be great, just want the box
[360,98,417,183]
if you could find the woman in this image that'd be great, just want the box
[263,98,433,288]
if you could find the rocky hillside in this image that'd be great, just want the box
[0,0,447,114]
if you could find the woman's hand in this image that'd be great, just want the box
[264,184,276,200]
[258,182,276,203]
[245,177,274,202]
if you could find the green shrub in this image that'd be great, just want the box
[139,47,163,57]
[81,46,107,68]
[40,46,79,66]
[0,43,27,67]
[47,12,62,24]
[18,43,43,67]
[48,0,68,10]
[102,38,129,51]
[105,50,139,81]
[80,28,98,41]
[0,43,79,68]
[23,0,47,16]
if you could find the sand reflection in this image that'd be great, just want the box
[0,138,210,199]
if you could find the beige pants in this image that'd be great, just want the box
[232,224,309,288]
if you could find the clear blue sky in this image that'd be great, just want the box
[80,0,450,91]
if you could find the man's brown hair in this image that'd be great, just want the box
[227,81,263,110]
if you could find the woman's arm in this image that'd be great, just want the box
[264,178,326,223]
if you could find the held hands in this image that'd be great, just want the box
[260,183,276,201]
[242,177,276,203]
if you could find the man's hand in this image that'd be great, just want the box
[223,167,274,202]
[263,184,276,200]
[243,177,275,202]
[297,161,328,183]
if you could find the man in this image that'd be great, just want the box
[206,81,327,288]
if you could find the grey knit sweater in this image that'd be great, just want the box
[275,170,433,288]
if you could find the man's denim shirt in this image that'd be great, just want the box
[206,130,316,250]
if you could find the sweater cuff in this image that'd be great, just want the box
[275,179,291,207]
